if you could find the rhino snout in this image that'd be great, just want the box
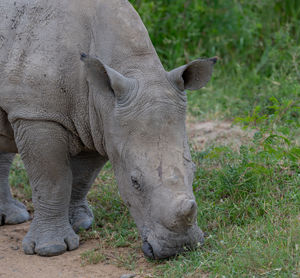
[167,196,198,230]
[141,223,204,260]
[142,241,155,259]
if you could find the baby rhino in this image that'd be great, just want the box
[0,0,217,259]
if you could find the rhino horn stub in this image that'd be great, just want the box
[80,53,137,101]
[176,199,198,225]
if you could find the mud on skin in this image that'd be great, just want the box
[0,0,216,258]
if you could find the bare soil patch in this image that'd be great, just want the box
[187,120,254,150]
[0,222,135,278]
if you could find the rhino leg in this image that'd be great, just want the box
[0,153,30,225]
[69,152,107,232]
[13,120,79,257]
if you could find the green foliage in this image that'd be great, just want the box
[234,98,300,165]
[131,0,299,67]
[193,142,299,226]
[81,249,107,265]
[9,155,31,203]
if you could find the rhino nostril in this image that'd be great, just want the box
[189,200,196,211]
[142,241,155,259]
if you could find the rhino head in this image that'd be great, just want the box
[81,54,217,259]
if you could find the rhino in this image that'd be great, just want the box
[0,0,217,259]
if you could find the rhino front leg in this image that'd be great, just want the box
[69,152,107,232]
[13,120,79,256]
[0,153,30,225]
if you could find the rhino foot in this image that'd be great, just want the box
[0,199,30,225]
[23,219,79,256]
[69,202,94,233]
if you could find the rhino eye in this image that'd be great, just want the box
[131,176,142,191]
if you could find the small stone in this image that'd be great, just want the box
[120,274,136,278]
[10,246,19,251]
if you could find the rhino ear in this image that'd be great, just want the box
[167,57,218,91]
[80,53,136,100]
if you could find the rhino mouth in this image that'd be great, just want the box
[142,240,189,260]
[141,237,197,260]
[141,223,204,260]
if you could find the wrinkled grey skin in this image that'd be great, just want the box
[0,0,217,259]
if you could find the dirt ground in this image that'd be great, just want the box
[0,222,135,278]
[187,120,254,150]
[0,121,252,278]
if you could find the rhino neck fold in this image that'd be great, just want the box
[88,89,108,157]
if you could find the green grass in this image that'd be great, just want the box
[80,248,108,266]
[8,0,300,277]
